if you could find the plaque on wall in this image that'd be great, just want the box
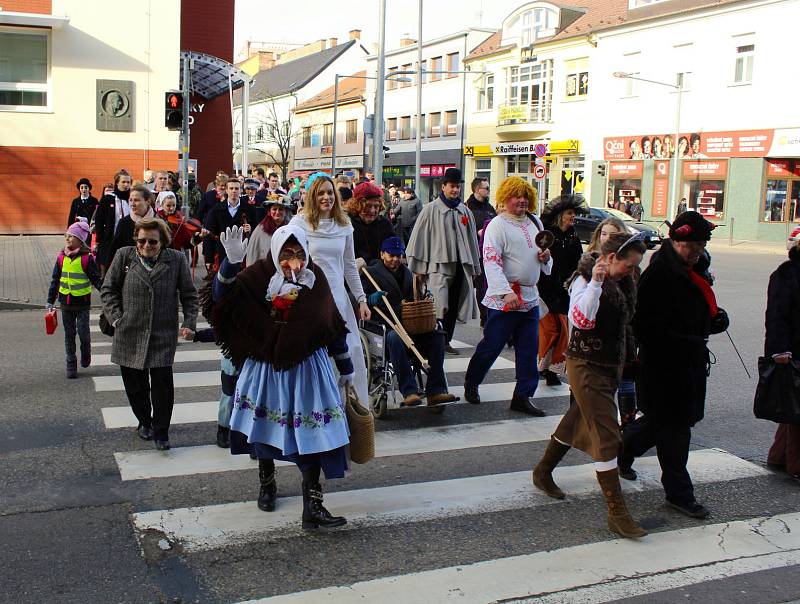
[96,80,134,132]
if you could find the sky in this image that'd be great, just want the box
[234,0,525,59]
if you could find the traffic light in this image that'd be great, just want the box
[596,163,607,177]
[164,91,183,130]
[382,145,390,158]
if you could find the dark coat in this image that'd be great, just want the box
[93,192,129,266]
[537,225,583,314]
[107,215,137,267]
[634,239,712,427]
[765,246,800,358]
[197,190,222,224]
[67,196,98,228]
[101,247,198,370]
[466,194,497,241]
[351,215,396,265]
[203,201,259,264]
[361,259,414,327]
[240,194,266,225]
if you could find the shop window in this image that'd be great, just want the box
[607,179,642,211]
[478,73,494,110]
[565,58,589,99]
[302,127,312,148]
[562,156,585,196]
[475,159,491,184]
[429,112,441,136]
[445,110,457,136]
[0,29,49,110]
[346,119,358,144]
[323,123,333,146]
[387,118,397,140]
[399,116,411,140]
[447,52,459,77]
[734,43,754,84]
[762,160,800,222]
[681,160,728,219]
[430,57,442,82]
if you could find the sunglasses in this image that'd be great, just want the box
[136,238,160,246]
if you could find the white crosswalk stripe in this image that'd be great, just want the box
[89,321,210,333]
[92,310,789,603]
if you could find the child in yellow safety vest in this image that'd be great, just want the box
[46,220,103,378]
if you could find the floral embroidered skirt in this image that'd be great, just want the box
[229,349,350,479]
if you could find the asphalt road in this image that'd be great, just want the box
[0,245,798,604]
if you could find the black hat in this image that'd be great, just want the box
[668,210,716,242]
[540,194,588,226]
[338,186,353,201]
[76,178,92,190]
[442,167,463,184]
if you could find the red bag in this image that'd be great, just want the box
[45,308,58,335]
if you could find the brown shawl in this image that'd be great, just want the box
[209,257,347,370]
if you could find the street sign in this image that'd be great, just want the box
[534,143,548,157]
[533,163,547,181]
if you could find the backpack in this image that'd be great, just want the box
[57,251,90,273]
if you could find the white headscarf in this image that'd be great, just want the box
[266,224,316,300]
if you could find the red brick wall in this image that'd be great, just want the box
[0,146,177,233]
[181,0,236,185]
[2,0,52,13]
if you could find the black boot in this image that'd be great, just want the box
[216,425,230,448]
[301,466,346,529]
[257,458,277,512]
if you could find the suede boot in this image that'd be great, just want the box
[257,458,277,512]
[532,437,570,499]
[596,468,647,539]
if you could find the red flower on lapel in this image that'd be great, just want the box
[461,215,469,226]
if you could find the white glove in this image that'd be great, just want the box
[355,257,366,272]
[220,225,248,264]
[338,373,355,388]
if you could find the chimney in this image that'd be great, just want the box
[349,29,362,40]
[400,36,417,48]
[258,51,275,70]
[328,37,338,48]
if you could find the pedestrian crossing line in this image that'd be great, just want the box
[92,357,521,391]
[233,511,800,604]
[114,415,567,479]
[90,339,195,349]
[93,349,223,366]
[102,383,572,429]
[89,321,210,333]
[132,449,767,553]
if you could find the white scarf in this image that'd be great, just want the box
[266,224,316,300]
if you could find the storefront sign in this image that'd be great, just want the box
[549,139,581,154]
[463,145,493,157]
[420,164,456,178]
[651,160,670,218]
[294,156,362,170]
[383,166,405,178]
[769,128,800,157]
[608,161,643,178]
[498,105,527,121]
[492,141,546,156]
[683,160,728,179]
[603,129,775,160]
[767,159,800,177]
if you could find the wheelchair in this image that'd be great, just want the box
[359,319,450,419]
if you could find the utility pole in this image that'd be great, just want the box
[373,0,387,184]
[414,0,423,199]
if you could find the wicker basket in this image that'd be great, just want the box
[401,276,437,335]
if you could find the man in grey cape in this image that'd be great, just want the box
[406,168,482,354]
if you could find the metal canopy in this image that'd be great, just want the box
[179,51,250,100]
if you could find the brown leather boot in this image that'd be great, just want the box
[532,437,570,499]
[596,468,647,539]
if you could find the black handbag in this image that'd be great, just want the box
[753,357,800,425]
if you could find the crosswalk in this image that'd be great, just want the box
[89,315,794,603]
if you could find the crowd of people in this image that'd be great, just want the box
[47,161,797,533]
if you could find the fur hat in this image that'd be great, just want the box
[76,178,92,191]
[339,186,353,202]
[353,181,383,200]
[67,219,91,244]
[669,210,716,242]
[442,167,463,184]
[540,194,588,226]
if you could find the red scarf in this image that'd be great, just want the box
[686,268,717,317]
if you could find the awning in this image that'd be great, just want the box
[0,10,69,28]
[180,51,251,100]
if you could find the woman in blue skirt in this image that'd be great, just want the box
[207,224,354,530]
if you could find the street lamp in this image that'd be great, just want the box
[613,71,683,221]
[331,72,412,175]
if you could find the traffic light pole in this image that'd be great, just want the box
[180,55,191,216]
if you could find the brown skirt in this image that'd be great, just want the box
[554,357,621,462]
[538,312,568,365]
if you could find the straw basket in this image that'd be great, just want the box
[401,276,437,335]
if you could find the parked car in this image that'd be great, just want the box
[573,207,661,249]
[788,225,800,250]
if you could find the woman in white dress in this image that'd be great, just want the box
[290,173,371,404]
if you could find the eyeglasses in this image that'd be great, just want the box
[136,238,160,246]
[278,250,306,262]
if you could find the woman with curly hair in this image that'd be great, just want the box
[347,181,396,266]
[463,177,553,416]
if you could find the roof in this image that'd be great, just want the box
[465,30,515,61]
[293,71,367,113]
[181,51,250,100]
[367,28,497,60]
[236,39,359,105]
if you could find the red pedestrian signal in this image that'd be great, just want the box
[164,91,183,130]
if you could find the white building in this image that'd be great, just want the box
[365,29,496,202]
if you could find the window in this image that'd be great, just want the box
[399,116,411,140]
[621,52,641,96]
[445,110,458,136]
[387,66,398,90]
[520,7,558,45]
[387,117,397,140]
[447,52,459,78]
[430,57,442,82]
[734,43,754,84]
[256,125,264,141]
[475,159,491,184]
[323,123,333,146]
[346,119,358,144]
[302,127,312,148]
[478,73,494,110]
[418,113,426,138]
[762,160,800,222]
[418,59,427,85]
[676,72,692,90]
[0,29,49,109]
[565,58,589,99]
[506,61,553,122]
[506,154,550,184]
[429,112,441,136]
[681,159,728,219]
[401,63,413,87]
